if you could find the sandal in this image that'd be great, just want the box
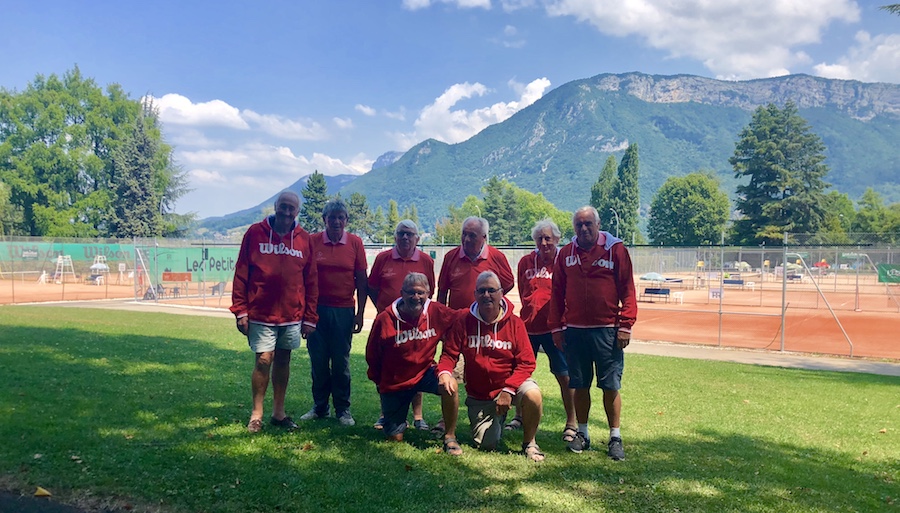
[504,415,523,431]
[523,442,545,462]
[443,437,463,457]
[247,418,263,433]
[562,425,578,443]
[430,418,446,436]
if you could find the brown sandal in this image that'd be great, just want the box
[247,418,263,433]
[562,425,578,443]
[523,442,545,462]
[443,437,463,456]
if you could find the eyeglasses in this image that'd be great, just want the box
[401,289,428,296]
[396,231,417,238]
[475,287,500,295]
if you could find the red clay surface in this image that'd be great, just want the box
[3,276,898,360]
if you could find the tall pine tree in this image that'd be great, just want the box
[108,114,162,237]
[299,171,328,232]
[590,155,618,234]
[611,144,640,243]
[730,102,830,245]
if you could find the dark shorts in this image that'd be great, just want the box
[565,327,623,391]
[530,332,568,377]
[379,367,440,437]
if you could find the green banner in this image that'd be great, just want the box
[876,264,900,284]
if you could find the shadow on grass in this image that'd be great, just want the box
[0,309,897,512]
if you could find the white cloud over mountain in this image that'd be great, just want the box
[814,31,900,83]
[392,77,551,150]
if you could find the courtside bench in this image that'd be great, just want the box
[723,278,744,289]
[639,287,670,303]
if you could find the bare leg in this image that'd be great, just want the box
[271,348,292,420]
[557,374,577,427]
[251,351,275,421]
[602,389,621,429]
[573,387,592,424]
[520,389,543,445]
[412,392,424,421]
[441,389,459,441]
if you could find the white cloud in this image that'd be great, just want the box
[384,108,407,121]
[166,129,222,149]
[402,0,491,10]
[333,117,354,129]
[814,31,900,83]
[355,104,377,116]
[189,169,226,185]
[241,110,328,140]
[150,94,249,129]
[504,25,517,36]
[500,0,536,11]
[542,0,860,79]
[179,143,367,179]
[392,77,551,149]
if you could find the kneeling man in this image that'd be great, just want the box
[438,271,545,461]
[365,273,461,447]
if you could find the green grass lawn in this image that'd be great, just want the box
[0,305,897,513]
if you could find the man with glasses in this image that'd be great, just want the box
[438,271,545,461]
[368,220,436,429]
[366,273,461,449]
[549,206,637,460]
[437,217,514,310]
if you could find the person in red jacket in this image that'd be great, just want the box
[368,220,436,430]
[549,206,637,460]
[437,217,514,309]
[438,271,545,461]
[508,219,577,441]
[365,273,460,445]
[301,198,368,427]
[230,191,318,433]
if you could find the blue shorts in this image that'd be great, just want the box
[565,327,623,391]
[379,367,440,437]
[247,323,301,353]
[530,332,568,377]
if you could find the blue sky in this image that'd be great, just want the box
[2,0,899,218]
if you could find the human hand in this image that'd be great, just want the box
[353,312,364,334]
[495,390,512,416]
[301,324,316,339]
[552,332,566,351]
[236,317,249,336]
[617,331,631,349]
[439,373,457,396]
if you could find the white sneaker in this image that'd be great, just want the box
[299,408,328,421]
[338,411,356,426]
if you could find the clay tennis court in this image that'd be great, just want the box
[3,273,898,360]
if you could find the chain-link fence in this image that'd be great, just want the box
[3,234,898,358]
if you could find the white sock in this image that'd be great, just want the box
[578,423,590,440]
[610,427,621,439]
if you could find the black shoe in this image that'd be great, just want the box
[607,437,625,460]
[270,416,299,430]
[567,432,590,453]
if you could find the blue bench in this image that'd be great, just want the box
[723,279,744,289]
[640,287,671,303]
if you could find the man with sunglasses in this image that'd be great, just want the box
[438,271,545,461]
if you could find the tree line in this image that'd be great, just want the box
[0,67,192,238]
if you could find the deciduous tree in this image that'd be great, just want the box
[648,172,730,245]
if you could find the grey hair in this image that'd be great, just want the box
[462,216,489,237]
[274,190,300,206]
[395,219,419,237]
[531,218,561,241]
[573,206,600,224]
[322,198,349,218]
[402,272,430,293]
[475,270,500,288]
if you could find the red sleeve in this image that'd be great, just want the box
[516,255,532,301]
[504,316,536,391]
[548,245,568,332]
[302,239,319,327]
[365,314,385,385]
[354,236,368,271]
[614,244,638,331]
[229,229,252,317]
[437,314,464,375]
[424,253,436,299]
[492,248,515,294]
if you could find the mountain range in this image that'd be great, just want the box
[199,72,900,235]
